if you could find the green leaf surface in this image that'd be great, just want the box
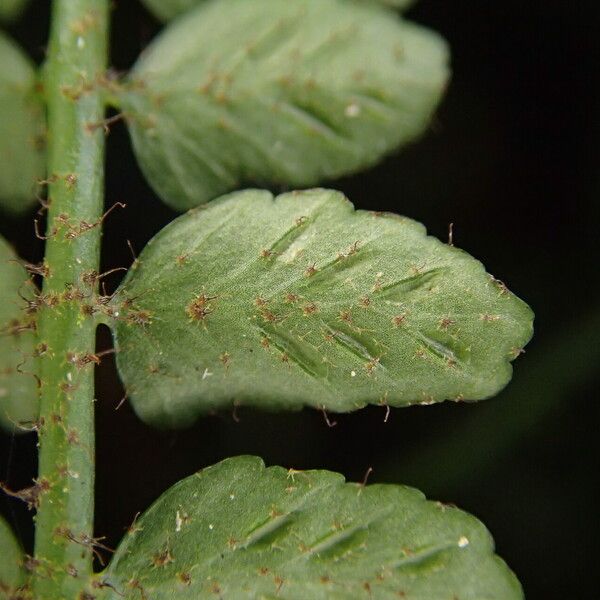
[140,0,203,21]
[378,0,417,9]
[120,0,449,211]
[141,0,417,23]
[102,456,523,599]
[0,0,29,22]
[0,31,45,214]
[0,515,25,598]
[0,235,38,432]
[111,189,533,428]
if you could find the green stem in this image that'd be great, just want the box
[33,1,108,598]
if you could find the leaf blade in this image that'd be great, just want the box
[0,515,25,598]
[0,32,45,214]
[0,0,29,22]
[103,456,523,599]
[0,235,38,432]
[111,189,533,428]
[120,0,449,210]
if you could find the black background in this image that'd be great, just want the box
[1,1,599,598]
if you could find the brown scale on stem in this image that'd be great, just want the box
[37,203,126,243]
[59,380,79,395]
[66,429,80,445]
[61,286,86,303]
[0,478,52,510]
[34,217,57,241]
[16,283,44,315]
[63,202,126,241]
[80,303,97,318]
[64,173,77,189]
[43,292,61,309]
[80,267,127,289]
[14,260,51,279]
[85,112,125,136]
[54,528,114,567]
[66,348,115,370]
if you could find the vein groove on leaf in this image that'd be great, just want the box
[102,456,523,599]
[119,0,450,210]
[111,189,533,428]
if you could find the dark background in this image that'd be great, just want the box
[1,1,599,598]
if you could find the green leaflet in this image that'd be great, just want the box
[0,31,45,214]
[0,0,29,22]
[102,456,523,599]
[379,0,417,9]
[119,0,448,211]
[0,515,25,599]
[140,0,204,21]
[110,189,533,428]
[141,0,417,23]
[0,236,38,432]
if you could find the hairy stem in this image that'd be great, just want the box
[33,1,108,597]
